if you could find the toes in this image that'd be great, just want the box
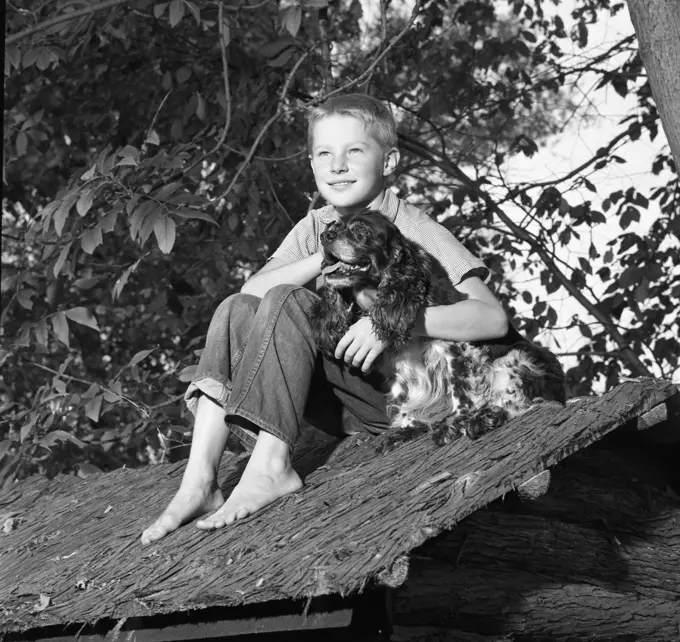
[140,520,171,545]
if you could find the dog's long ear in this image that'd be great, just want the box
[371,238,431,350]
[310,286,352,358]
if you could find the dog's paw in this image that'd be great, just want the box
[379,423,429,453]
[431,422,460,446]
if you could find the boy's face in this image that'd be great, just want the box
[309,114,399,214]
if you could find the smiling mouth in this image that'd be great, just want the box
[328,180,356,187]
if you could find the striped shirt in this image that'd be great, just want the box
[269,189,489,291]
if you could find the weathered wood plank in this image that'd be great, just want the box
[393,441,680,641]
[0,379,676,635]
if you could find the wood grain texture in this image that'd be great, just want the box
[394,439,680,641]
[0,378,676,635]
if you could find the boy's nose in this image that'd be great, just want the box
[330,154,348,173]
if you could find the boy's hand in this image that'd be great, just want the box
[335,316,386,373]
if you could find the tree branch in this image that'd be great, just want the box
[184,1,232,176]
[6,0,132,46]
[314,0,423,103]
[399,135,653,377]
[215,51,309,201]
[22,358,150,416]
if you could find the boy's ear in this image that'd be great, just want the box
[383,148,400,176]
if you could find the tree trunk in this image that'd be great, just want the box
[627,0,680,169]
[393,438,680,641]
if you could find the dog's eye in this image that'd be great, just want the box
[350,224,371,241]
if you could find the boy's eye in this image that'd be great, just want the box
[349,148,363,154]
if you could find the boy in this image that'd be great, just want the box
[141,94,509,545]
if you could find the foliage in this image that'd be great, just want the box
[2,0,679,482]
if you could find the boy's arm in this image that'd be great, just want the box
[411,276,509,342]
[240,253,324,298]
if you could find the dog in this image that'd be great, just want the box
[311,210,565,447]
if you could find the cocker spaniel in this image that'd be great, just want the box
[311,210,565,447]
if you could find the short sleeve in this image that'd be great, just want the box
[400,212,490,285]
[268,210,320,264]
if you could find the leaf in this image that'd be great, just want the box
[53,241,73,277]
[154,216,176,254]
[116,156,138,167]
[579,321,593,339]
[51,312,70,348]
[267,47,294,68]
[5,45,20,70]
[82,383,100,399]
[129,349,155,368]
[196,92,207,120]
[138,207,162,245]
[54,194,77,237]
[153,2,168,18]
[169,0,186,27]
[260,36,295,59]
[84,395,103,422]
[22,48,40,69]
[73,277,101,290]
[281,5,302,37]
[126,193,142,215]
[178,365,197,382]
[153,182,181,201]
[620,206,640,230]
[221,20,230,48]
[185,0,201,25]
[590,211,606,225]
[0,439,12,461]
[118,145,140,158]
[103,381,123,403]
[145,130,160,146]
[172,208,218,226]
[16,289,35,310]
[76,189,95,216]
[129,201,155,240]
[81,225,103,254]
[40,430,86,449]
[20,416,37,443]
[81,164,97,181]
[16,132,28,156]
[34,319,49,347]
[113,259,141,300]
[100,209,118,233]
[65,307,100,331]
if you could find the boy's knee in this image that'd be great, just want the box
[213,292,260,324]
[262,283,316,309]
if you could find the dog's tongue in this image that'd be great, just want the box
[322,261,344,276]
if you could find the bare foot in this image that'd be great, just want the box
[196,460,302,529]
[141,479,225,545]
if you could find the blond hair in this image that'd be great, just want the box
[308,94,398,152]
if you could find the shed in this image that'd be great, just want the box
[1,377,679,641]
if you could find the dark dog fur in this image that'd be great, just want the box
[311,211,565,447]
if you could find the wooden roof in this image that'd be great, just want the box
[0,378,676,635]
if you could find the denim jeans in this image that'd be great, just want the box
[184,284,391,451]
